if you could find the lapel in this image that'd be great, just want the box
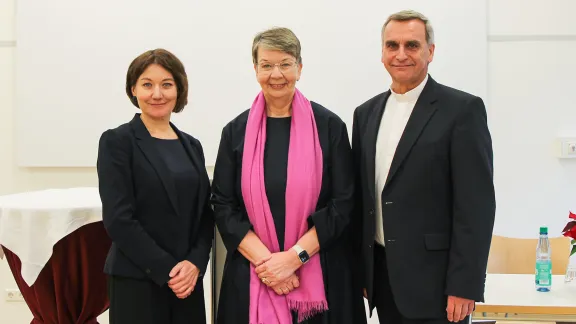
[383,77,439,190]
[364,91,391,202]
[131,114,180,216]
[172,124,209,219]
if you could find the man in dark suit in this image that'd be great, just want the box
[352,10,496,323]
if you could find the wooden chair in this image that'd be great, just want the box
[474,235,571,323]
[487,235,571,275]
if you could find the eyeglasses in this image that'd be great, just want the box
[257,61,298,73]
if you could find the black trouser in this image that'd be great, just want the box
[108,275,206,324]
[373,244,469,324]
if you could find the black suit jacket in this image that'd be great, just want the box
[97,113,214,286]
[352,75,495,319]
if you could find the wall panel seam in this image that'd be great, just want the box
[489,35,576,42]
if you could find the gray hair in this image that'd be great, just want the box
[252,27,302,64]
[382,10,435,45]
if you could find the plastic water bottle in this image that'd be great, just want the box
[535,226,552,292]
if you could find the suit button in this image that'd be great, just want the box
[369,209,374,215]
[368,244,372,248]
[145,269,151,274]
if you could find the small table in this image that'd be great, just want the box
[475,274,576,322]
[0,187,110,324]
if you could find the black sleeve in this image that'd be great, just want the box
[308,118,356,250]
[445,97,496,302]
[211,127,252,252]
[186,138,215,276]
[97,129,178,286]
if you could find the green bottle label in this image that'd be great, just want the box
[536,260,552,286]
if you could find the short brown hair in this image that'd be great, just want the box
[382,10,435,45]
[252,27,302,64]
[125,48,189,113]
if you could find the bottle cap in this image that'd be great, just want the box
[540,226,548,234]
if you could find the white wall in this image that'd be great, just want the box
[2,0,576,323]
[0,0,101,321]
[488,0,576,238]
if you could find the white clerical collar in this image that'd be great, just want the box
[390,74,429,102]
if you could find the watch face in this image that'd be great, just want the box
[299,251,310,263]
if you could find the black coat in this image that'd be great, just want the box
[211,102,367,324]
[352,75,496,319]
[97,113,214,287]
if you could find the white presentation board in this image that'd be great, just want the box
[16,0,487,167]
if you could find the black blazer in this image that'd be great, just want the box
[97,113,214,286]
[352,76,496,319]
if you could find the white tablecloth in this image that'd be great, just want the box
[0,187,102,286]
[481,273,576,308]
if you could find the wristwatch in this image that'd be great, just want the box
[292,244,310,264]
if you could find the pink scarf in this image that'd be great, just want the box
[241,89,328,324]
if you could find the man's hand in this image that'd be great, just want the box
[168,261,200,299]
[446,295,474,322]
[363,288,367,299]
[270,274,300,295]
[255,251,301,287]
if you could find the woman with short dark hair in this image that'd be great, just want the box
[97,48,213,324]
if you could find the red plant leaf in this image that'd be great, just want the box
[562,221,576,233]
[565,227,576,240]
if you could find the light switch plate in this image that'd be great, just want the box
[555,137,576,158]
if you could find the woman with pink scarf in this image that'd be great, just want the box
[211,27,367,324]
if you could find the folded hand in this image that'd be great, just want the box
[255,251,301,287]
[270,274,300,295]
[168,260,200,299]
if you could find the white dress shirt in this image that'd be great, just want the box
[374,75,428,246]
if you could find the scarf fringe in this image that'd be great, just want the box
[288,299,329,323]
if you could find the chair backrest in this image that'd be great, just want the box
[487,235,571,274]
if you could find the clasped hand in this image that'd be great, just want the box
[255,251,302,295]
[168,260,200,299]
